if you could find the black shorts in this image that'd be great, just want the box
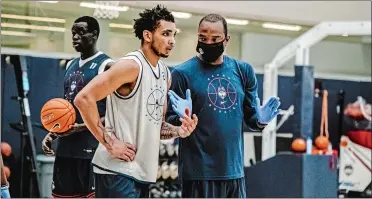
[51,156,95,198]
[182,177,246,198]
[95,173,150,198]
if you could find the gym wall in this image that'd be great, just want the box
[7,27,370,77]
[129,1,370,25]
[107,30,242,63]
[18,28,242,65]
[241,32,372,76]
[2,54,371,161]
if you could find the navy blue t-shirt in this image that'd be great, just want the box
[56,52,112,159]
[166,56,263,180]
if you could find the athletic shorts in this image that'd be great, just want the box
[95,173,150,198]
[51,156,95,198]
[182,177,246,198]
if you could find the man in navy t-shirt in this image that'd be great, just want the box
[166,14,281,198]
[41,16,114,198]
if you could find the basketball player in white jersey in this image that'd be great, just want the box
[74,5,198,198]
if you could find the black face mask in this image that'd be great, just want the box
[196,40,225,63]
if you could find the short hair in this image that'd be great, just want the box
[74,16,100,37]
[133,4,175,43]
[199,13,228,36]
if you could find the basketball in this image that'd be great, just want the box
[312,146,323,155]
[291,138,306,152]
[40,98,76,133]
[315,135,329,150]
[1,142,12,157]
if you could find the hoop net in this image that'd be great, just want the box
[93,1,120,20]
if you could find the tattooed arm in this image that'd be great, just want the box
[160,67,198,140]
[74,59,139,161]
[160,122,180,140]
[160,116,198,140]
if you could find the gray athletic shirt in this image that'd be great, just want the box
[92,50,170,183]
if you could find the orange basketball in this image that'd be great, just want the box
[291,138,306,152]
[1,142,12,157]
[312,146,323,155]
[315,135,329,150]
[3,166,10,179]
[40,98,76,133]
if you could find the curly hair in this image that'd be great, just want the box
[133,4,175,43]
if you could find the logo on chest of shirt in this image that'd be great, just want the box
[145,84,165,125]
[65,70,85,103]
[207,74,238,113]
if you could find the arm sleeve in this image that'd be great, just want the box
[242,63,266,131]
[165,68,187,126]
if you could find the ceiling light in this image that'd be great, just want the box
[171,11,192,19]
[1,14,65,23]
[226,18,249,26]
[2,23,65,32]
[262,22,302,31]
[1,30,36,37]
[38,1,59,3]
[80,2,129,12]
[109,23,132,29]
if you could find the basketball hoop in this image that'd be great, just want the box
[93,1,120,20]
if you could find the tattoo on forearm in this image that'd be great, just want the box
[97,120,114,148]
[160,122,180,140]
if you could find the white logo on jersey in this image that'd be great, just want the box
[207,74,238,113]
[65,71,85,103]
[89,63,98,69]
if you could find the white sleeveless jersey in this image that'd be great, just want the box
[92,50,170,183]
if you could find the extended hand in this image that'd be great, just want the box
[178,114,198,138]
[168,89,192,117]
[42,133,58,156]
[65,123,87,134]
[107,135,137,162]
[255,97,281,124]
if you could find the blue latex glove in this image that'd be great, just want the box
[255,97,281,124]
[1,183,11,198]
[168,89,192,118]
